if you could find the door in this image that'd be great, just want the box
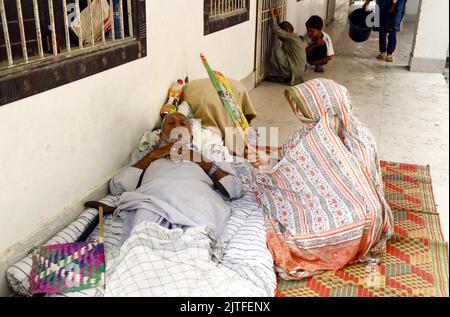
[326,0,336,25]
[255,0,287,85]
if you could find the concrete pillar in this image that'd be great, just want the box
[405,0,420,15]
[409,0,449,73]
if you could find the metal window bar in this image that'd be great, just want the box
[16,0,28,63]
[100,0,106,43]
[1,0,135,71]
[119,0,124,38]
[0,0,13,66]
[109,0,115,40]
[75,0,83,49]
[62,0,71,52]
[33,0,44,59]
[88,0,95,46]
[48,0,57,56]
[210,0,247,18]
[127,0,133,37]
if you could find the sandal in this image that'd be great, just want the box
[377,53,387,60]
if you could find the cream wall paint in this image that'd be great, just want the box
[0,0,258,256]
[411,0,449,61]
[405,0,420,16]
[335,0,348,10]
[286,0,329,36]
[0,55,152,256]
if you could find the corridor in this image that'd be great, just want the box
[250,3,450,241]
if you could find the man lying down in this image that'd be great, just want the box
[82,114,277,296]
[87,112,243,245]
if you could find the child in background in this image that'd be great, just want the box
[266,6,307,86]
[304,16,334,73]
[363,0,407,63]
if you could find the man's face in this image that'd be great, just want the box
[307,27,322,40]
[161,113,192,143]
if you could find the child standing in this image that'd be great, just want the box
[363,0,407,63]
[304,16,334,73]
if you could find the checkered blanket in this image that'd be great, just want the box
[47,167,276,297]
[100,181,276,297]
[102,221,273,297]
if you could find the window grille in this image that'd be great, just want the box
[255,0,287,84]
[0,0,134,71]
[204,0,250,35]
[0,0,146,106]
[209,0,247,19]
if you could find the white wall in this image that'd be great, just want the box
[405,0,420,16]
[410,0,449,72]
[335,0,348,11]
[0,0,257,258]
[286,0,330,35]
[186,2,257,80]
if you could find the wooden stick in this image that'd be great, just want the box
[98,206,104,243]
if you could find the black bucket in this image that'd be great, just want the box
[349,8,373,43]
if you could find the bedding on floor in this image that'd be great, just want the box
[6,78,395,295]
[6,163,276,297]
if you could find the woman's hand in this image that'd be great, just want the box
[245,145,273,171]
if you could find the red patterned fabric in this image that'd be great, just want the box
[252,79,393,280]
[285,79,393,252]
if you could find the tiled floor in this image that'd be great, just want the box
[250,4,449,242]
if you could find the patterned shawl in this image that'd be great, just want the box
[252,79,393,280]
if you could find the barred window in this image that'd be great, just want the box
[204,0,250,35]
[0,0,147,106]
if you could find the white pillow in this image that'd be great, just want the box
[137,119,225,153]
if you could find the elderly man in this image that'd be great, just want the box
[87,113,243,244]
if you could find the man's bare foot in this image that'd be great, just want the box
[84,201,117,215]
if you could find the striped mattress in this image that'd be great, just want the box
[6,172,276,297]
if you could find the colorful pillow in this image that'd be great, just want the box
[29,241,105,295]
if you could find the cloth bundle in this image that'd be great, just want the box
[252,79,393,280]
[71,0,111,45]
[183,78,257,138]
